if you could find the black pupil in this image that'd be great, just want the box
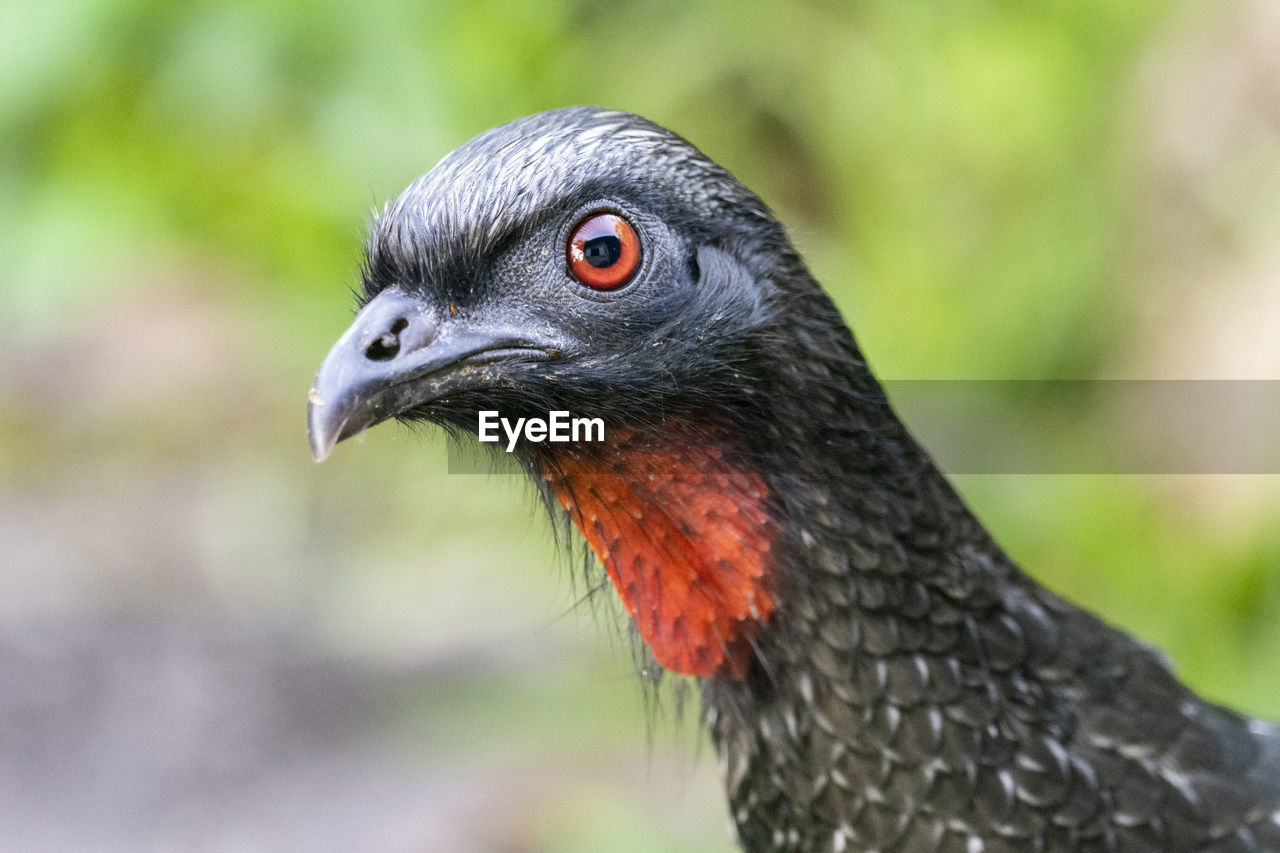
[583,234,622,268]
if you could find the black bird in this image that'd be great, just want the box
[308,108,1280,852]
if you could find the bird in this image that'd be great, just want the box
[307,107,1280,852]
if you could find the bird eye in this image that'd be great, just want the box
[567,213,641,290]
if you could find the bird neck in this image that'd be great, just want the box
[741,292,1020,667]
[536,293,1012,684]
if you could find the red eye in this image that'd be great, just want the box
[567,213,641,290]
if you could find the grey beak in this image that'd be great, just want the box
[307,288,559,461]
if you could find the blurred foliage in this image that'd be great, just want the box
[2,0,1278,849]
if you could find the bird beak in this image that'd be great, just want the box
[307,288,559,462]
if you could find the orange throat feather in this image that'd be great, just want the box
[540,427,776,679]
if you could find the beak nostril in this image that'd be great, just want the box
[365,317,409,361]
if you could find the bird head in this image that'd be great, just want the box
[308,107,897,679]
[307,107,819,463]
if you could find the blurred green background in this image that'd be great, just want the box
[2,0,1278,850]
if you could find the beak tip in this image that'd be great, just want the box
[307,398,339,463]
[310,440,333,464]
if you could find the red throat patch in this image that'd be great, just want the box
[541,428,776,679]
